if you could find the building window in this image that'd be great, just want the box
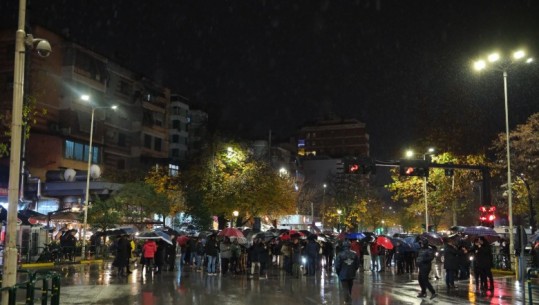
[144,134,152,149]
[171,149,179,157]
[117,159,125,170]
[169,164,179,176]
[64,140,99,163]
[118,133,126,147]
[172,120,180,129]
[154,138,162,152]
[172,135,179,143]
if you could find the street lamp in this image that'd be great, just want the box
[3,0,51,300]
[473,49,534,269]
[81,98,117,260]
[337,209,342,232]
[232,210,239,228]
[406,147,435,232]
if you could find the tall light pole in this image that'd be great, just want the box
[406,148,434,232]
[3,0,51,301]
[81,97,116,260]
[473,50,533,270]
[337,209,342,232]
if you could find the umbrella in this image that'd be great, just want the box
[229,236,248,244]
[254,231,278,242]
[155,226,182,236]
[450,225,467,233]
[136,231,173,245]
[375,236,394,250]
[176,235,190,246]
[218,228,245,238]
[420,232,444,246]
[346,232,366,240]
[101,227,137,236]
[390,237,412,250]
[463,226,500,243]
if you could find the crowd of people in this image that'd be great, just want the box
[105,229,537,303]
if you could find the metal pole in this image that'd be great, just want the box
[503,70,515,271]
[81,108,95,260]
[424,176,428,232]
[2,1,27,303]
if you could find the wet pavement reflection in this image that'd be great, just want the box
[24,262,537,305]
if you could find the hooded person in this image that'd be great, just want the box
[335,240,360,304]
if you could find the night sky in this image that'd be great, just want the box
[2,0,539,160]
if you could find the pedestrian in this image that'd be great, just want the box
[248,239,265,278]
[113,235,131,276]
[141,239,157,273]
[194,238,205,271]
[370,242,381,272]
[220,237,232,275]
[281,240,293,275]
[205,235,219,275]
[416,238,437,299]
[395,241,405,274]
[457,244,471,280]
[335,240,360,304]
[443,238,459,292]
[322,240,335,273]
[304,235,320,276]
[154,240,167,273]
[230,238,241,273]
[166,236,177,271]
[290,237,302,278]
[531,241,539,268]
[471,236,494,294]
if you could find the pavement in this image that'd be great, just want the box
[14,261,539,305]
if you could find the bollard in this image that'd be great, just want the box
[25,280,35,305]
[50,274,61,305]
[41,275,49,305]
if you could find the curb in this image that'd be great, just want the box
[492,269,515,276]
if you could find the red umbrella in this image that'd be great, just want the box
[218,228,245,238]
[176,235,190,246]
[279,229,305,240]
[375,236,394,250]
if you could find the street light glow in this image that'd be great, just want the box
[405,150,414,158]
[81,94,90,101]
[488,53,500,62]
[513,50,525,59]
[474,60,486,71]
[526,58,534,63]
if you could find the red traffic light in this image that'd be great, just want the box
[349,164,360,173]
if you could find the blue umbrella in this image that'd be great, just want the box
[346,232,366,240]
[390,237,412,250]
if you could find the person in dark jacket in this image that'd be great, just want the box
[443,239,460,292]
[322,241,335,273]
[154,240,167,273]
[114,235,131,276]
[205,235,219,275]
[471,237,492,294]
[416,238,437,299]
[335,240,360,304]
[304,236,320,276]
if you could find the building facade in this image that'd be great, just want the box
[297,119,370,159]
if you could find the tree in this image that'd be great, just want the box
[491,112,539,226]
[144,166,185,224]
[111,181,167,230]
[86,196,121,233]
[0,95,47,157]
[387,152,491,230]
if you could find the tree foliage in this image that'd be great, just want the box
[491,112,539,224]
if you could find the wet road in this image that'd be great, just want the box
[22,262,538,305]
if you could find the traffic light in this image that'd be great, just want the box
[399,159,429,177]
[344,158,376,175]
[479,205,496,227]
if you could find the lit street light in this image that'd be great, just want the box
[232,210,239,228]
[3,0,51,301]
[473,49,533,270]
[81,97,117,260]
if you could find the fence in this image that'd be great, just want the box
[528,268,539,305]
[0,270,61,305]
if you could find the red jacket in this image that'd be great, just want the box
[142,240,157,258]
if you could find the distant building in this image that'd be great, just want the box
[297,118,369,158]
[169,94,190,164]
[0,26,170,204]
